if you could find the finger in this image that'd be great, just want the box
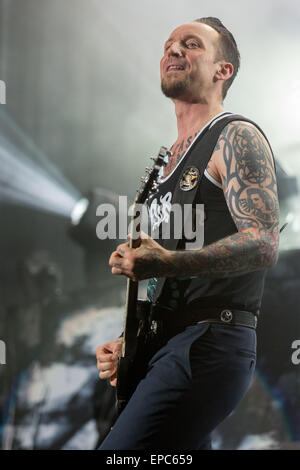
[110,255,124,273]
[116,242,130,254]
[117,246,131,256]
[99,369,116,380]
[140,230,149,240]
[112,347,122,356]
[96,353,114,362]
[97,361,116,372]
[109,252,122,267]
[110,374,117,387]
[97,351,119,362]
[110,369,117,383]
[96,340,122,358]
[111,266,123,275]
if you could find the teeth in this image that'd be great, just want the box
[168,65,184,71]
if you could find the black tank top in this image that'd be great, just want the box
[146,112,267,315]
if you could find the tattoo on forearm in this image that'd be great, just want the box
[134,251,173,281]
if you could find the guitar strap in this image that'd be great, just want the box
[152,113,276,304]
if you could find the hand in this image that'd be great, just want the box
[109,232,171,281]
[96,337,123,387]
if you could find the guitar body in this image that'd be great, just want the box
[117,353,146,414]
[115,146,169,414]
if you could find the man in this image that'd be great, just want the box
[96,17,279,450]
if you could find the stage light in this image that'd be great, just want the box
[71,198,89,226]
[68,188,123,251]
[0,110,82,218]
[0,110,124,255]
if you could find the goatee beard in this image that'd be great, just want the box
[161,76,190,98]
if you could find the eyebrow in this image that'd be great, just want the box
[164,34,205,49]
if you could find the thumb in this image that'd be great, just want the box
[140,230,149,240]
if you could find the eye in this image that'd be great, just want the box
[186,41,200,49]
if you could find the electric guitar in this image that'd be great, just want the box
[116,146,169,414]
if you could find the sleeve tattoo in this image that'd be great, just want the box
[135,121,280,280]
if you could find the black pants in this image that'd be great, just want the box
[99,321,256,450]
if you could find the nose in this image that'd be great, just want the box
[167,41,184,57]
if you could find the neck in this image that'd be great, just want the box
[173,100,224,140]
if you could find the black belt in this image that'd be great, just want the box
[136,300,257,339]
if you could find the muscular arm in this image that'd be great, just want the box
[134,121,280,280]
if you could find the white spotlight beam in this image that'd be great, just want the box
[0,134,80,218]
[0,108,81,200]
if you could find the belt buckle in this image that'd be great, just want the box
[220,309,233,323]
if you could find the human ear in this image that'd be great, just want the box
[215,62,234,81]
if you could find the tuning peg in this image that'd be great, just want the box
[145,167,152,173]
[141,176,148,182]
[150,156,156,162]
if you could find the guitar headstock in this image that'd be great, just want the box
[135,146,171,205]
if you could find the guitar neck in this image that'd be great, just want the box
[119,146,169,358]
[121,204,141,357]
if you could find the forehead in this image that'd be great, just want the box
[165,22,220,49]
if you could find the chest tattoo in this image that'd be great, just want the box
[163,131,199,178]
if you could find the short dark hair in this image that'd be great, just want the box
[194,17,240,100]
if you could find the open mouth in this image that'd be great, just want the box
[166,65,185,72]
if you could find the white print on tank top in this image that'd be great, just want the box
[149,192,172,230]
[148,112,231,232]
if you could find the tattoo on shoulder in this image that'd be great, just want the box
[217,121,279,233]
